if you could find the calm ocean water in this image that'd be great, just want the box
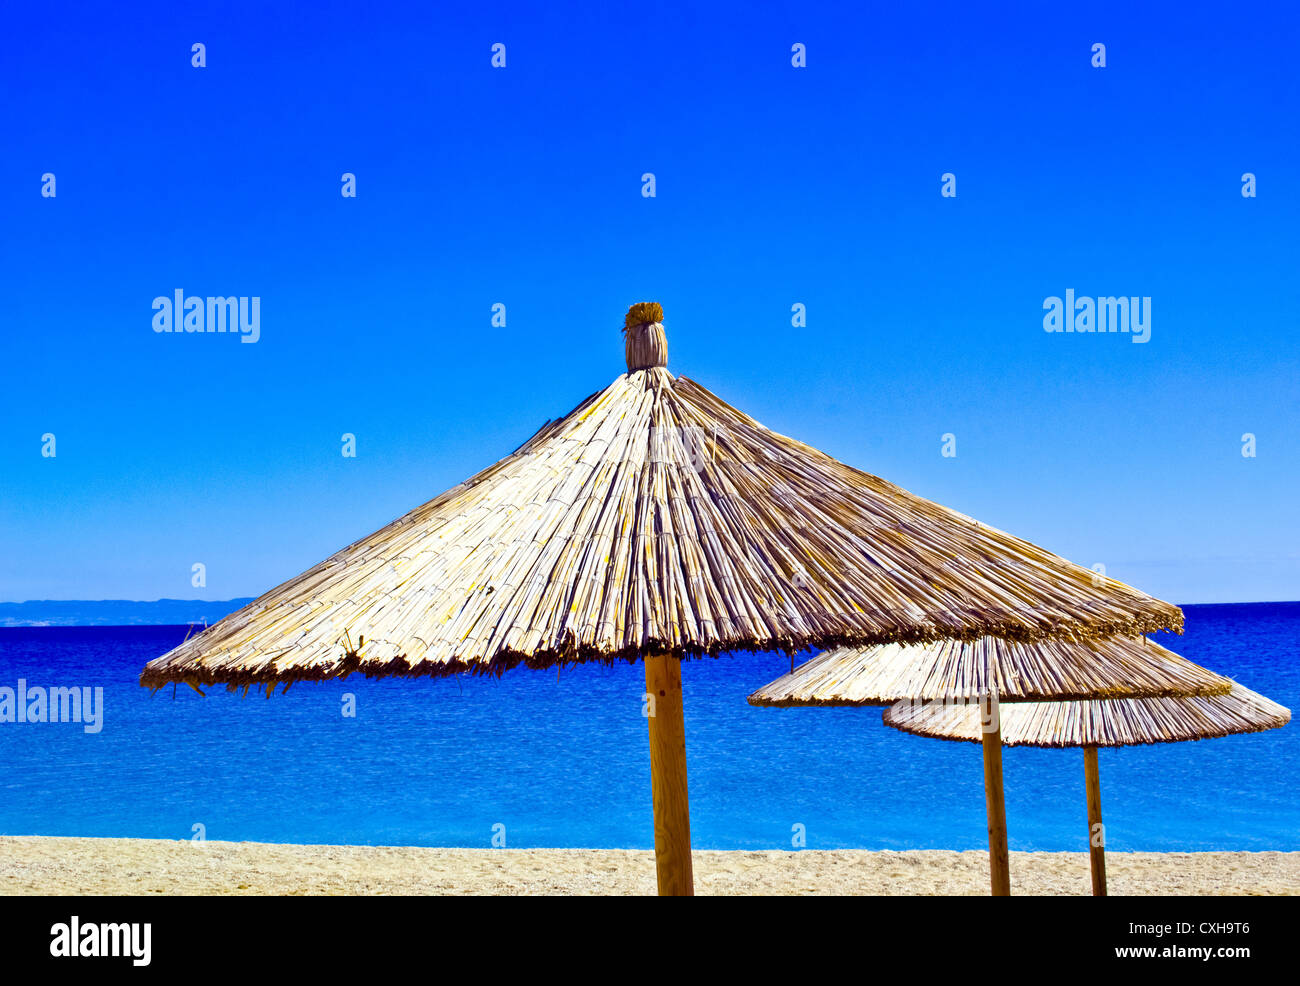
[0,602,1295,851]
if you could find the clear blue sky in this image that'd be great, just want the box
[1,1,1296,605]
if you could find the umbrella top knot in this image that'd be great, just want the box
[624,302,667,371]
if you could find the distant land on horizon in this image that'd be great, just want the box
[0,598,257,628]
[0,598,1294,629]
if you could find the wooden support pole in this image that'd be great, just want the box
[1084,745,1107,897]
[981,693,1011,896]
[645,653,694,896]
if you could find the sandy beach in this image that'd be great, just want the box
[1,836,1295,895]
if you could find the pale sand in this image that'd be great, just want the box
[1,837,1297,895]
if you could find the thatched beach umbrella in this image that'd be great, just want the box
[884,681,1290,895]
[142,303,1183,895]
[748,637,1229,894]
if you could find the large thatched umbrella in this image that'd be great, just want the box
[142,303,1183,895]
[748,637,1229,894]
[884,680,1290,895]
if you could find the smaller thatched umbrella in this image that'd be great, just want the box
[748,637,1232,894]
[883,681,1290,895]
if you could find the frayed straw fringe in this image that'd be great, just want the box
[881,682,1290,748]
[141,360,1183,694]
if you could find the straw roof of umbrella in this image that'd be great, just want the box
[882,681,1290,748]
[746,636,1227,707]
[141,303,1183,692]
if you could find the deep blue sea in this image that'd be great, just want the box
[0,602,1295,851]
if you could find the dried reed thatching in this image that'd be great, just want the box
[883,681,1290,748]
[747,636,1226,706]
[142,305,1182,691]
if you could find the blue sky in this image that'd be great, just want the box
[1,1,1296,604]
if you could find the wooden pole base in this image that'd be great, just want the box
[981,694,1011,896]
[1084,745,1107,896]
[645,653,694,896]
